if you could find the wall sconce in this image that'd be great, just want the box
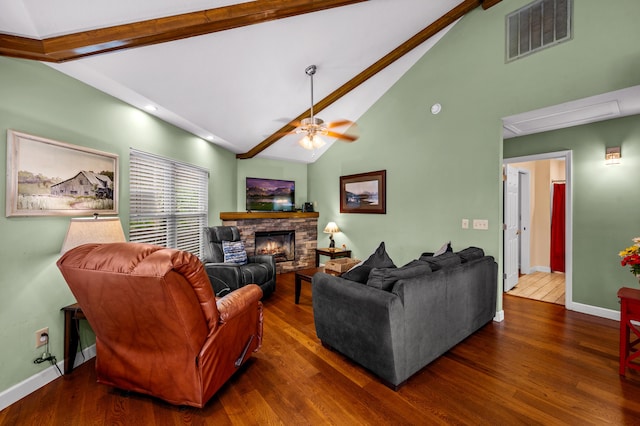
[61,215,126,254]
[605,146,621,165]
[323,222,340,250]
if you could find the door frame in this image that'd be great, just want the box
[503,150,573,309]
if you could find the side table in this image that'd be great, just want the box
[315,247,352,267]
[617,287,640,375]
[61,303,87,375]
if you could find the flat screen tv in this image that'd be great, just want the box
[246,177,295,212]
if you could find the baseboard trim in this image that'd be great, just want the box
[0,345,96,411]
[566,301,620,321]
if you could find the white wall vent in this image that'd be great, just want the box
[506,0,572,62]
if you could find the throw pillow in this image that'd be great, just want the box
[341,242,396,284]
[457,247,485,263]
[222,240,248,265]
[433,241,453,257]
[418,252,461,271]
[367,260,432,291]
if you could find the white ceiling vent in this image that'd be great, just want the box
[506,0,572,62]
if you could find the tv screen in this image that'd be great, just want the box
[246,177,295,212]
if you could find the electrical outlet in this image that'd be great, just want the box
[473,219,489,230]
[461,219,469,229]
[35,327,48,348]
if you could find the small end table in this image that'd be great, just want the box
[294,267,340,304]
[617,287,640,375]
[61,303,87,375]
[315,247,352,267]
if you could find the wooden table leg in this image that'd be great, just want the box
[295,274,302,304]
[63,309,79,375]
[61,304,86,375]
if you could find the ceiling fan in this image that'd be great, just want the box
[292,65,359,150]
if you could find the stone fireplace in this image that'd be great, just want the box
[220,212,318,274]
[255,230,295,262]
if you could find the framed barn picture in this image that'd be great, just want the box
[6,130,119,217]
[340,170,386,214]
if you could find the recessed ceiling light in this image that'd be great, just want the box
[430,103,442,115]
[143,105,158,112]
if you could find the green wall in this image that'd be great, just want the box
[504,115,640,310]
[308,0,640,305]
[0,57,237,394]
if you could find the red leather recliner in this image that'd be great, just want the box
[57,242,263,408]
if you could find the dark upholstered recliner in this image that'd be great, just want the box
[202,226,276,299]
[57,242,263,408]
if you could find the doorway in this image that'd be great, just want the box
[503,151,572,307]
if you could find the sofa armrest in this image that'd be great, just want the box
[312,272,406,385]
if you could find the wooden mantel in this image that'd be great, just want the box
[219,211,319,221]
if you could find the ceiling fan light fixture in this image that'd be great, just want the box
[293,64,358,151]
[299,134,325,150]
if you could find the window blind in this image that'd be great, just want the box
[129,149,208,257]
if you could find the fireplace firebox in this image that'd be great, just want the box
[255,230,295,262]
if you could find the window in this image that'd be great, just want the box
[129,149,208,257]
[506,0,572,62]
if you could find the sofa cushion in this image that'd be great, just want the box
[457,247,485,263]
[222,240,248,265]
[418,252,461,271]
[342,242,396,284]
[367,260,432,291]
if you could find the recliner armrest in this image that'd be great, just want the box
[248,254,275,266]
[204,262,243,294]
[216,284,263,323]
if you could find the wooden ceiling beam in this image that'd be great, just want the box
[482,0,502,10]
[237,0,484,159]
[0,0,367,62]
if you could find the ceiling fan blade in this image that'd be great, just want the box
[327,119,354,128]
[325,130,358,142]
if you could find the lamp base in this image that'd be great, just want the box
[329,235,335,249]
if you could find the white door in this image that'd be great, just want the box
[519,170,531,274]
[504,165,519,292]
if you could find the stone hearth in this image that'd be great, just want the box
[220,212,318,274]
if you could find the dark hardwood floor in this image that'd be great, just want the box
[2,272,640,425]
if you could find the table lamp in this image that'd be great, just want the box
[323,221,340,250]
[60,214,126,254]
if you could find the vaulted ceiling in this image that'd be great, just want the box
[1,0,500,163]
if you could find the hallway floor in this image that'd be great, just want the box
[506,271,565,305]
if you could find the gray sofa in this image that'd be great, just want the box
[312,248,497,389]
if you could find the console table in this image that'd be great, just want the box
[315,248,351,267]
[617,287,640,375]
[61,303,87,375]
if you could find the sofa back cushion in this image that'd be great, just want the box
[367,260,432,291]
[418,252,461,271]
[456,247,485,263]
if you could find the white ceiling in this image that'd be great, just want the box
[0,0,462,163]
